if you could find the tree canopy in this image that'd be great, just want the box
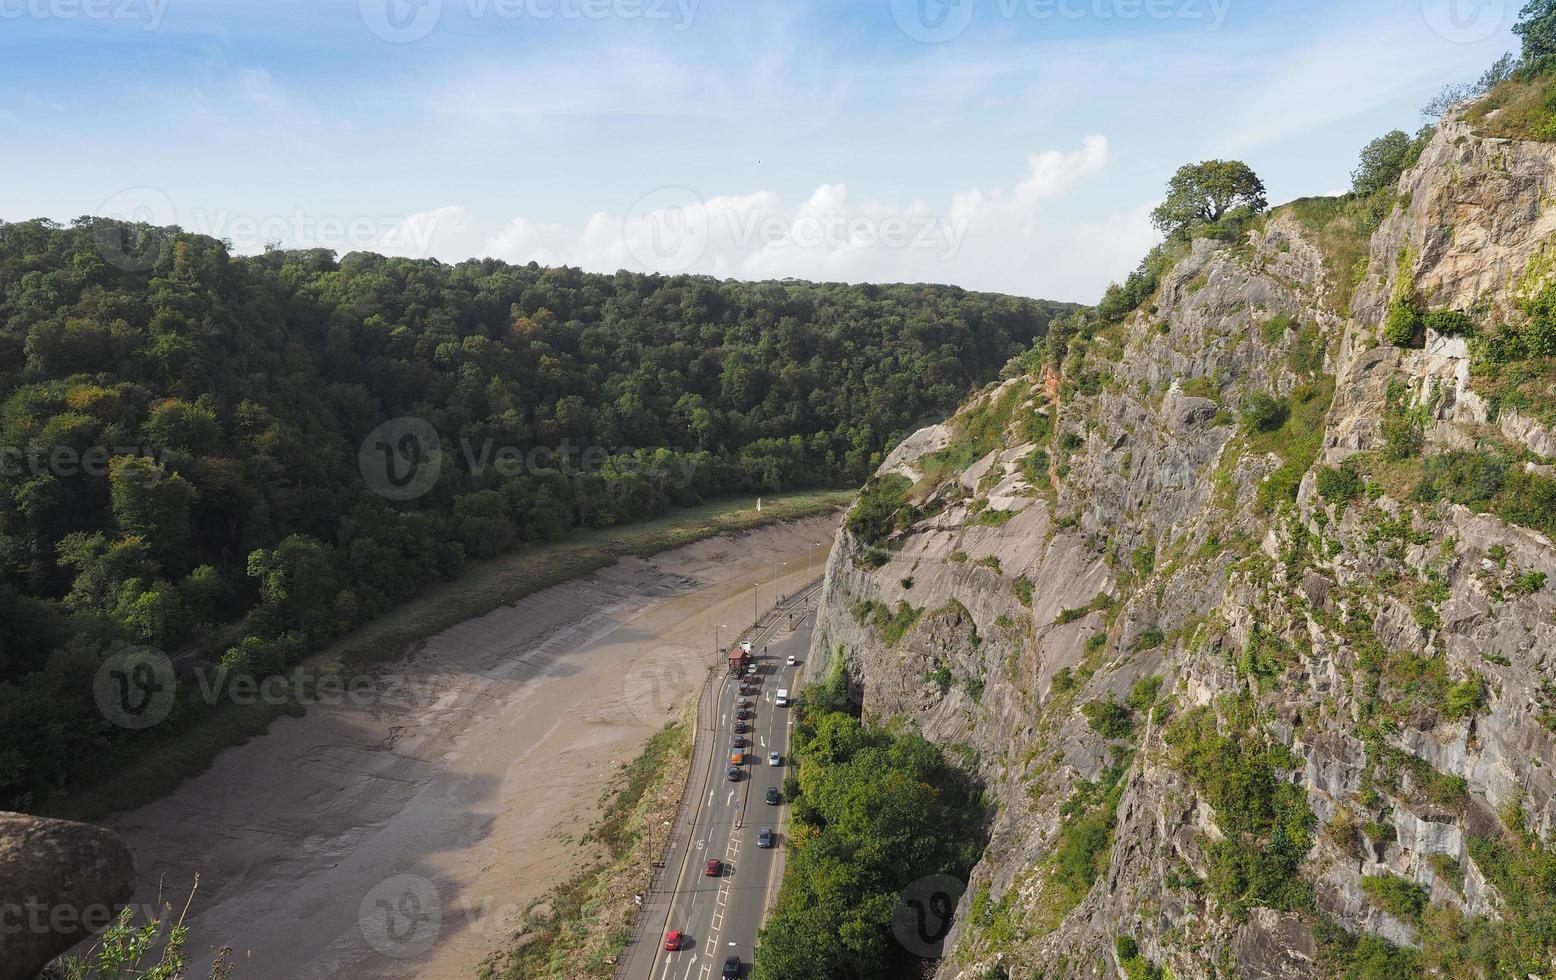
[1517,0,1556,70]
[0,217,1072,811]
[1150,160,1268,239]
[1351,130,1430,196]
[753,681,984,980]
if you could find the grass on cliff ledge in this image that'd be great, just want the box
[1213,378,1335,515]
[1465,72,1556,142]
[1280,194,1397,316]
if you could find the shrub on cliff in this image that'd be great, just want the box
[1351,130,1430,196]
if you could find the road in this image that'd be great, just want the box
[630,588,818,980]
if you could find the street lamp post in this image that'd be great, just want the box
[773,560,786,606]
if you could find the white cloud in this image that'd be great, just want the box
[375,206,473,259]
[1014,135,1111,206]
[432,136,1146,301]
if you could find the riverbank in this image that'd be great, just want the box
[96,506,845,979]
[478,708,695,979]
[57,490,850,823]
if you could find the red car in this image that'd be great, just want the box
[664,930,685,951]
[705,858,723,877]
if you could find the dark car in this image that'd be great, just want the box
[736,708,752,720]
[733,721,750,734]
[730,735,745,749]
[722,955,741,979]
[727,766,741,782]
[765,786,780,805]
[757,827,773,848]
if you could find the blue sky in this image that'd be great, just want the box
[0,0,1519,302]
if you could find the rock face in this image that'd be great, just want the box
[0,812,135,980]
[808,109,1556,978]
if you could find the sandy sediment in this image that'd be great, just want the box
[104,514,841,980]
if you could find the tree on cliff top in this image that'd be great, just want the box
[1150,160,1267,239]
[1351,129,1434,196]
[1517,0,1556,71]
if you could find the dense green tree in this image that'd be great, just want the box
[0,218,1072,810]
[1516,0,1556,71]
[108,457,196,571]
[755,709,984,980]
[1150,160,1267,238]
[1351,131,1416,196]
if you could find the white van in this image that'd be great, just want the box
[776,689,789,707]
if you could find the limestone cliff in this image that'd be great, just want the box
[806,110,1556,979]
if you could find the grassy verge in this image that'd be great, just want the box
[480,710,696,979]
[53,490,850,821]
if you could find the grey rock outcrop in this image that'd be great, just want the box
[0,812,135,980]
[808,105,1556,978]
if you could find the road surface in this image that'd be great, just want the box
[626,588,817,980]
